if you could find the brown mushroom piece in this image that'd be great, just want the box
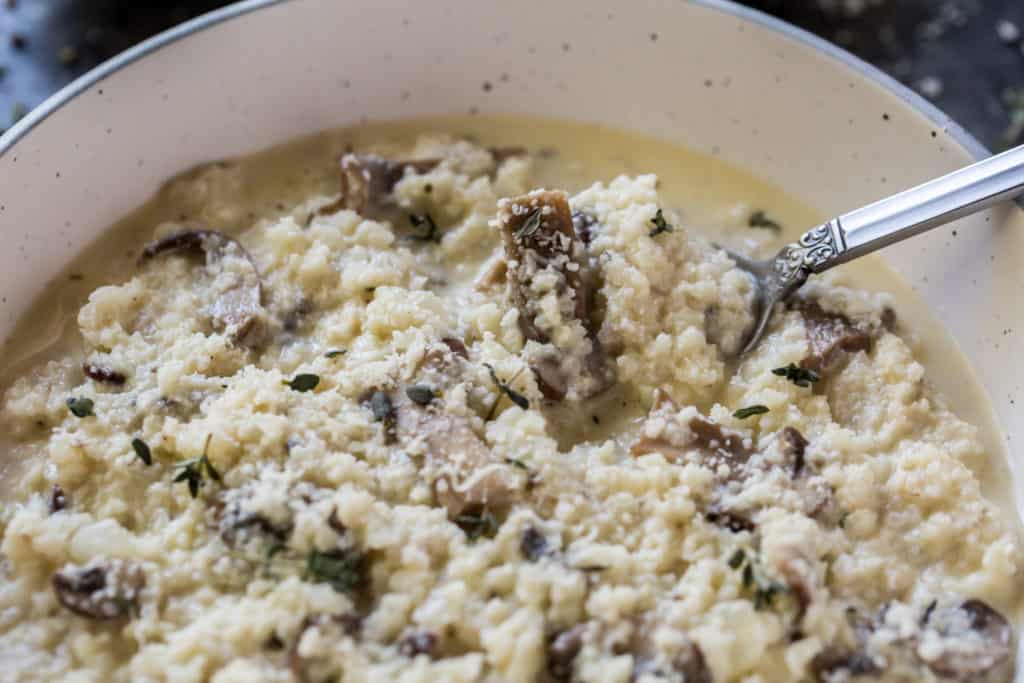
[792,300,872,373]
[917,599,1011,681]
[49,484,68,513]
[498,190,613,401]
[333,147,527,215]
[288,613,356,681]
[671,639,713,683]
[628,618,712,683]
[140,230,265,344]
[396,397,518,519]
[775,549,817,622]
[548,624,586,681]
[810,608,881,681]
[632,396,759,533]
[776,427,841,525]
[52,559,145,620]
[82,362,127,386]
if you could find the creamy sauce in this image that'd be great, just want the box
[2,115,1013,519]
[1,115,1021,681]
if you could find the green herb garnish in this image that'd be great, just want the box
[748,210,781,232]
[405,384,436,406]
[305,548,363,593]
[284,373,320,392]
[729,548,787,611]
[409,213,440,242]
[263,542,286,577]
[515,208,544,240]
[648,208,674,237]
[484,364,529,419]
[66,396,94,418]
[131,438,152,466]
[733,405,769,420]
[771,363,820,388]
[728,548,746,569]
[742,562,754,588]
[455,507,499,541]
[754,585,780,610]
[324,349,346,359]
[504,457,529,471]
[172,438,221,499]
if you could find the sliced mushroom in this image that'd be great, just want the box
[689,416,754,475]
[441,336,470,359]
[671,639,713,683]
[140,229,265,344]
[918,599,1011,681]
[631,396,752,473]
[396,399,518,519]
[498,190,613,401]
[774,548,817,622]
[82,362,126,386]
[474,256,508,291]
[780,426,808,477]
[548,624,586,681]
[810,608,882,681]
[628,617,712,683]
[776,427,841,525]
[335,147,528,215]
[704,505,755,533]
[49,484,67,513]
[811,648,881,682]
[792,300,872,373]
[52,559,145,620]
[219,510,292,547]
[288,613,356,681]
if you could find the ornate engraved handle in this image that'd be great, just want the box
[776,144,1024,286]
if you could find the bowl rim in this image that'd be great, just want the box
[0,0,991,162]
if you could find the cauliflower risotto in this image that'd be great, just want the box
[0,119,1019,683]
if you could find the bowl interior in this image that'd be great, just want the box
[0,0,1022,663]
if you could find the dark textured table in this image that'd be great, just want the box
[1,0,1023,149]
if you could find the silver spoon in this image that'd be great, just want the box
[726,144,1024,355]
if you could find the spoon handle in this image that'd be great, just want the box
[792,144,1024,275]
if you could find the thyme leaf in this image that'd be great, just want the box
[733,405,769,420]
[771,363,820,387]
[405,384,436,406]
[324,349,346,359]
[172,438,220,499]
[748,210,782,232]
[66,397,94,418]
[131,438,152,466]
[484,363,529,419]
[648,208,674,237]
[284,373,320,392]
[305,548,363,594]
[515,208,544,239]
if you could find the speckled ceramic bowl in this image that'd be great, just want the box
[1,0,1022,672]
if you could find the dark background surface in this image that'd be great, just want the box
[1,0,1022,149]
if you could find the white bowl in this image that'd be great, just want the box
[1,0,1021,672]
